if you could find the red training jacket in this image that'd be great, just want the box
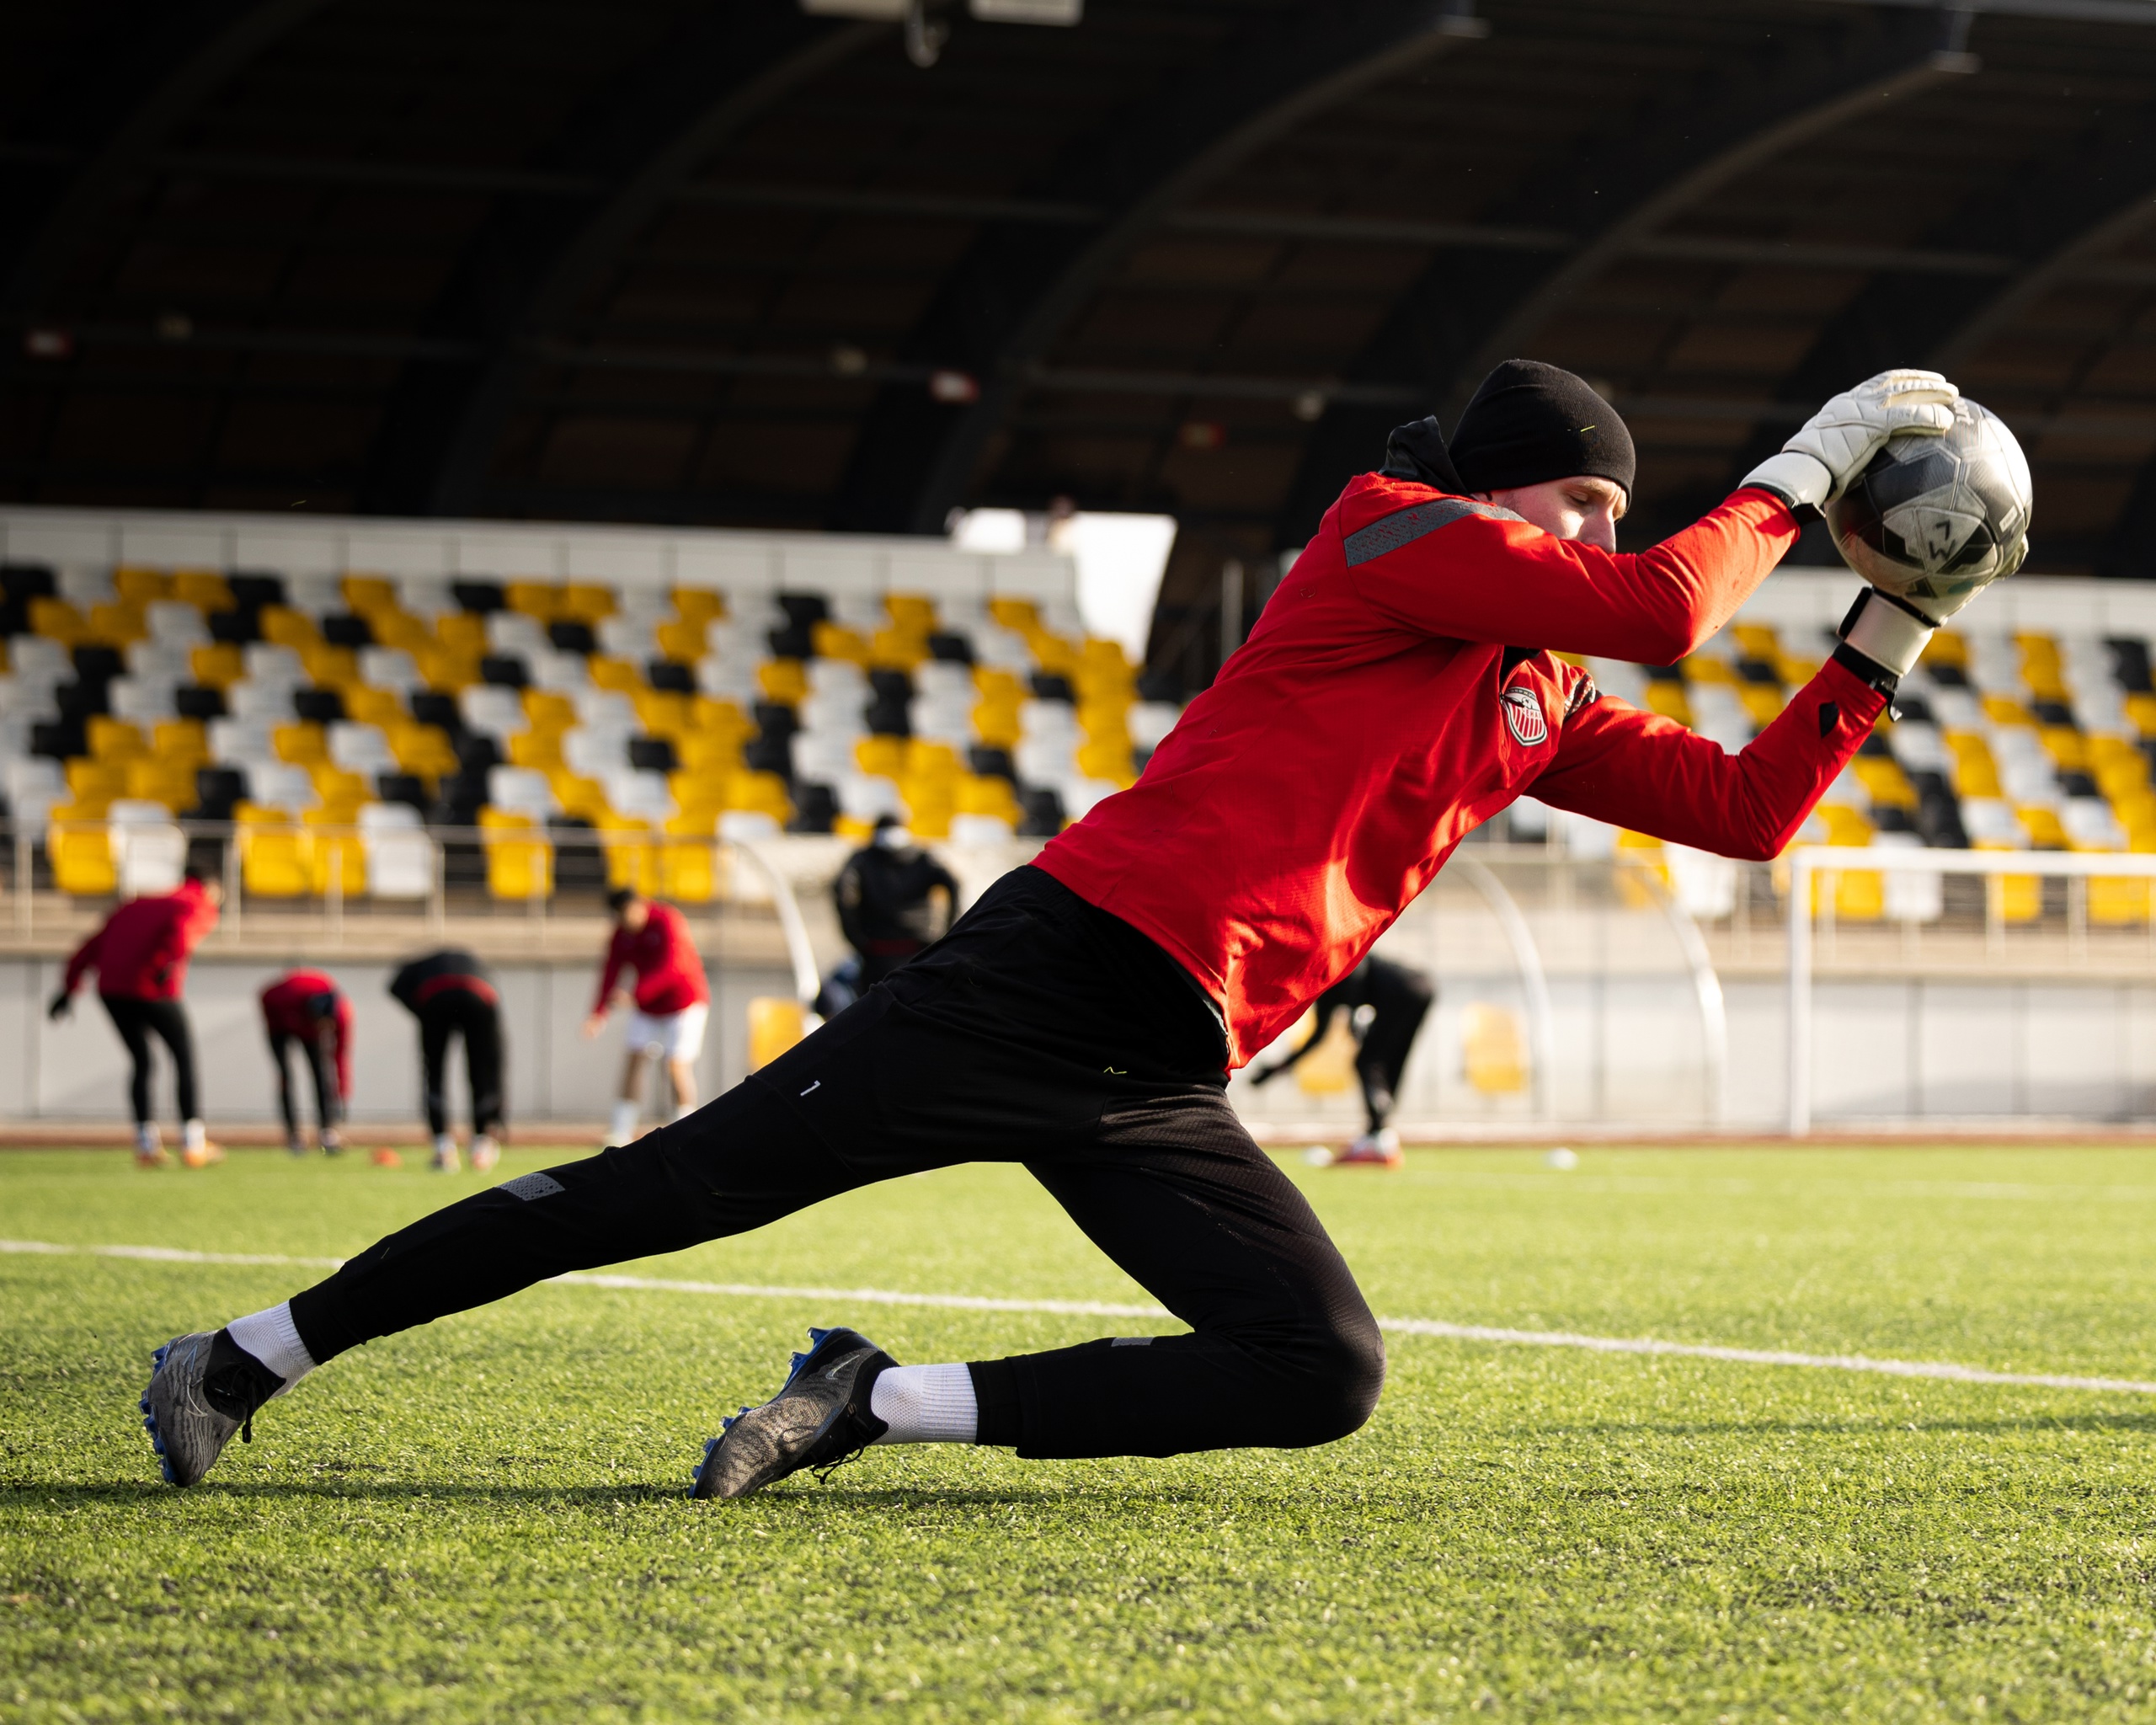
[595,901,709,1015]
[61,878,220,1003]
[1037,477,1884,1066]
[259,969,354,1097]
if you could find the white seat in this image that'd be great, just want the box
[1886,721,1949,774]
[486,766,557,820]
[1959,797,2026,847]
[1015,735,1076,786]
[970,622,1033,670]
[106,801,188,897]
[9,635,72,677]
[571,688,637,729]
[4,756,62,801]
[1874,830,1944,922]
[948,813,1015,846]
[1129,699,1182,753]
[358,803,432,898]
[1818,765,1870,811]
[485,612,549,656]
[244,762,318,810]
[459,685,529,740]
[227,681,296,722]
[243,644,305,685]
[328,721,396,773]
[1059,777,1121,821]
[2063,797,2127,849]
[0,673,61,718]
[396,577,454,617]
[806,657,866,694]
[527,649,590,693]
[108,676,177,724]
[1999,754,2061,807]
[835,771,904,823]
[145,601,211,647]
[791,732,856,784]
[718,809,781,844]
[800,690,867,734]
[563,728,629,777]
[1019,698,1078,740]
[358,647,422,692]
[603,768,675,821]
[696,657,758,703]
[57,566,115,606]
[209,717,278,765]
[125,640,194,681]
[597,617,656,659]
[915,661,974,701]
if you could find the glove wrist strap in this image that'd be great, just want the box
[1838,587,1935,682]
[1739,451,1830,511]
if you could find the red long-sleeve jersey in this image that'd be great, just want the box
[1038,476,1884,1066]
[595,901,709,1015]
[61,879,220,1002]
[259,969,354,1097]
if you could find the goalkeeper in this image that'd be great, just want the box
[141,361,1997,1496]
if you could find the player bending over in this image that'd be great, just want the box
[141,361,1996,1495]
[1246,952,1435,1167]
[584,888,711,1149]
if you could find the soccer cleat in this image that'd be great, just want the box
[135,1147,171,1170]
[1331,1128,1404,1169]
[691,1327,894,1500]
[180,1140,226,1170]
[431,1143,461,1173]
[140,1330,282,1487]
[469,1134,499,1173]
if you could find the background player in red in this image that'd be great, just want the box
[388,948,504,1174]
[259,970,351,1157]
[51,867,222,1169]
[583,887,710,1149]
[145,363,2000,1495]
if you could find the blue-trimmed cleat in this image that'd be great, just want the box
[140,1330,283,1487]
[690,1327,896,1500]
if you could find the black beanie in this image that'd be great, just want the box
[1445,360,1635,500]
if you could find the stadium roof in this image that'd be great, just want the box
[8,0,2156,625]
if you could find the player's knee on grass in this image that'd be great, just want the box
[1291,1302,1387,1445]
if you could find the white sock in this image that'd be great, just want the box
[183,1118,207,1151]
[226,1301,315,1391]
[433,1132,456,1160]
[136,1122,158,1153]
[869,1364,978,1445]
[609,1100,638,1144]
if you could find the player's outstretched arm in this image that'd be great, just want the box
[1527,649,1892,862]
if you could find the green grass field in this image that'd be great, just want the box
[8,1143,2156,1722]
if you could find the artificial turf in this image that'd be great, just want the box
[6,1143,2156,1722]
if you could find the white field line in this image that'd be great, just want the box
[8,1237,2156,1397]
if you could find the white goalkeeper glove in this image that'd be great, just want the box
[1743,369,1961,510]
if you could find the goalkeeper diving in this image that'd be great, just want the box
[141,360,2008,1496]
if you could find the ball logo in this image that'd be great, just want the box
[1501,686,1549,747]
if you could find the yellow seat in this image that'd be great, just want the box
[29,596,87,644]
[125,758,200,810]
[660,817,719,902]
[654,618,707,663]
[1732,622,1780,660]
[272,722,327,765]
[954,773,1022,824]
[523,689,577,731]
[633,689,691,737]
[387,722,459,779]
[152,718,210,764]
[370,611,435,654]
[87,716,148,762]
[190,643,246,688]
[886,593,937,633]
[481,813,553,900]
[548,770,610,823]
[66,757,129,804]
[726,770,792,824]
[414,644,481,692]
[114,565,172,606]
[342,575,398,614]
[868,626,928,671]
[48,814,116,896]
[675,729,744,776]
[507,729,563,771]
[561,583,617,623]
[989,596,1039,632]
[1736,684,1785,727]
[240,820,314,898]
[672,585,725,627]
[258,606,318,651]
[301,643,358,686]
[344,686,404,727]
[756,659,807,705]
[2090,876,2153,926]
[2017,806,2068,850]
[747,996,807,1071]
[596,814,659,894]
[811,622,871,665]
[1943,733,2003,798]
[590,655,645,695]
[1076,737,1134,784]
[1973,841,2041,922]
[436,612,488,655]
[172,570,232,611]
[1463,1002,1530,1095]
[309,764,370,807]
[1680,655,1738,686]
[86,601,146,647]
[1851,755,1918,809]
[504,581,560,621]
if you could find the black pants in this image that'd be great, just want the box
[269,1028,340,1142]
[418,991,504,1139]
[102,995,196,1126]
[289,868,1385,1460]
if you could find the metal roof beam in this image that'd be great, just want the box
[829,0,1486,536]
[1274,7,1972,546]
[355,3,879,516]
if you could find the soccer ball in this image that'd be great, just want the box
[1823,397,2031,613]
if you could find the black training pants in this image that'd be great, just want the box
[289,868,1385,1460]
[417,991,504,1139]
[101,995,196,1126]
[269,1028,340,1142]
[1354,954,1435,1132]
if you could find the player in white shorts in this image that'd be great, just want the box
[584,888,712,1146]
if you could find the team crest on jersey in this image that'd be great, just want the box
[1501,686,1550,747]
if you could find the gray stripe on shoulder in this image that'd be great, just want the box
[499,1172,566,1201]
[1342,497,1524,568]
